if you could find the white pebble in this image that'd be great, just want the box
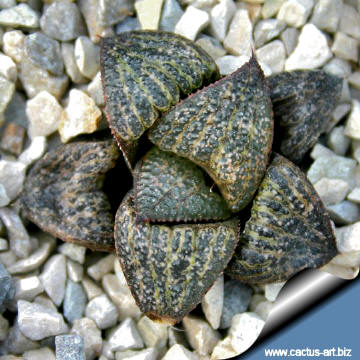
[58,242,87,264]
[277,0,314,27]
[314,178,350,206]
[0,4,39,29]
[264,282,285,302]
[215,55,250,75]
[86,294,119,329]
[15,276,44,301]
[74,36,100,79]
[18,136,47,167]
[3,30,26,63]
[310,0,343,33]
[135,0,164,30]
[331,32,359,62]
[327,125,350,155]
[345,100,360,140]
[280,27,299,55]
[87,253,116,281]
[210,0,236,42]
[0,52,17,82]
[339,4,360,40]
[162,344,199,360]
[348,187,360,203]
[255,40,286,74]
[0,160,26,201]
[320,262,359,280]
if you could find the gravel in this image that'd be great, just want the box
[0,0,359,358]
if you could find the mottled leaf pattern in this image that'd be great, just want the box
[135,147,231,222]
[100,30,219,168]
[22,140,120,252]
[115,192,239,324]
[149,56,274,212]
[226,154,338,284]
[268,70,342,163]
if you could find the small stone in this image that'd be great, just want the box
[220,280,252,329]
[59,89,101,143]
[40,1,86,41]
[348,187,360,203]
[87,253,116,281]
[182,316,220,356]
[17,300,69,341]
[40,254,67,306]
[82,276,103,300]
[310,143,335,160]
[0,122,25,155]
[135,0,164,30]
[26,91,63,139]
[0,313,9,341]
[349,72,360,91]
[0,160,25,202]
[74,36,100,79]
[0,53,17,82]
[86,72,104,107]
[195,36,226,60]
[224,9,253,56]
[345,100,360,140]
[326,103,351,132]
[58,242,87,264]
[56,335,85,360]
[310,0,343,33]
[0,237,8,251]
[159,0,183,32]
[61,43,87,85]
[116,16,140,33]
[85,294,118,329]
[330,250,360,268]
[264,282,285,302]
[67,260,84,283]
[201,275,223,330]
[0,250,18,269]
[327,126,350,155]
[168,327,189,348]
[115,348,158,360]
[34,294,57,312]
[102,274,142,321]
[18,137,47,167]
[99,0,133,27]
[331,32,359,62]
[277,0,314,27]
[211,337,237,360]
[285,24,332,70]
[0,4,39,29]
[108,318,144,352]
[78,0,114,43]
[229,312,265,354]
[255,40,286,74]
[280,27,299,55]
[0,185,10,207]
[209,0,236,42]
[335,222,360,253]
[254,19,286,48]
[23,347,55,360]
[327,200,360,225]
[0,0,15,8]
[261,0,286,18]
[63,280,87,323]
[339,4,360,40]
[0,76,15,115]
[7,235,55,275]
[320,262,359,279]
[254,300,274,320]
[114,259,127,286]
[0,263,15,313]
[18,56,69,100]
[4,92,28,129]
[314,178,350,205]
[0,208,32,259]
[2,320,40,355]
[14,276,44,301]
[137,316,168,349]
[307,154,357,188]
[71,318,102,360]
[3,30,26,63]
[162,344,198,360]
[215,55,250,75]
[174,6,210,41]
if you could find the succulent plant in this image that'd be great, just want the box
[22,30,341,325]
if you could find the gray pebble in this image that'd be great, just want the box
[254,18,286,48]
[220,280,252,329]
[99,0,134,27]
[280,27,299,55]
[160,0,184,32]
[0,237,8,251]
[327,201,360,225]
[115,16,140,34]
[40,1,86,41]
[0,262,15,313]
[327,125,350,156]
[55,335,86,360]
[63,280,87,323]
[4,92,28,128]
[25,32,63,76]
[23,347,55,360]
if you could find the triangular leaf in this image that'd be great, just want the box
[226,153,338,284]
[135,147,231,222]
[21,140,120,252]
[100,30,219,169]
[149,55,273,212]
[115,191,239,324]
[268,70,342,163]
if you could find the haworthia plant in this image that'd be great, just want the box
[100,30,220,169]
[115,192,239,324]
[226,153,338,283]
[149,55,274,212]
[135,146,231,222]
[268,70,342,163]
[22,140,120,252]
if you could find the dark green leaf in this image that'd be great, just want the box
[115,191,239,324]
[21,140,120,252]
[226,153,338,284]
[149,55,273,212]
